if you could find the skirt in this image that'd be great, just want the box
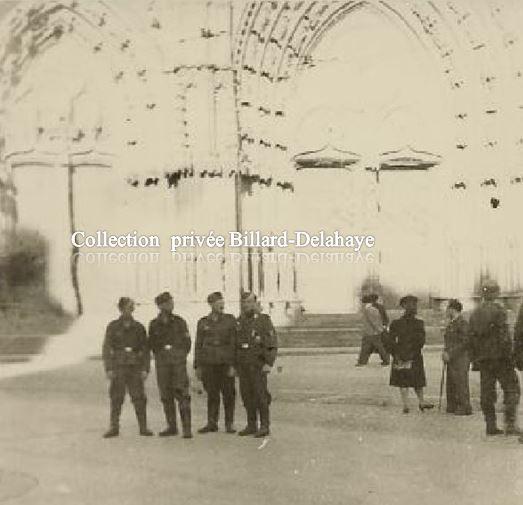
[390,354,426,388]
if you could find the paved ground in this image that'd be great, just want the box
[0,353,522,505]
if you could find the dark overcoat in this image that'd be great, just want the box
[387,314,426,388]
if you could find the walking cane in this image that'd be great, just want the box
[438,361,446,411]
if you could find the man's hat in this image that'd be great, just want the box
[207,291,223,304]
[399,295,418,307]
[361,293,378,304]
[241,291,257,301]
[155,291,173,306]
[447,299,463,312]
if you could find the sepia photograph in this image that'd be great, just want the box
[0,0,522,503]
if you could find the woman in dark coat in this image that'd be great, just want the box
[386,295,434,413]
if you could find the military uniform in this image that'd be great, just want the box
[514,304,523,371]
[148,313,192,437]
[469,300,520,433]
[236,312,278,435]
[102,316,150,434]
[443,314,472,415]
[194,312,237,430]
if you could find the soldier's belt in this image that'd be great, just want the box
[112,348,141,354]
[160,345,185,352]
[204,340,226,347]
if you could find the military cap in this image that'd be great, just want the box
[154,291,173,306]
[399,295,418,307]
[481,279,500,294]
[117,296,133,310]
[207,291,223,304]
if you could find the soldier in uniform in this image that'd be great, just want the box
[469,279,521,436]
[513,302,523,443]
[194,291,237,434]
[102,297,153,438]
[442,299,472,415]
[236,292,278,438]
[148,292,193,438]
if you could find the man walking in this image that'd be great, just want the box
[469,279,521,436]
[356,294,390,366]
[194,291,237,434]
[236,292,278,437]
[102,297,153,438]
[148,292,193,438]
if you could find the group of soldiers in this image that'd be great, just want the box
[101,291,278,439]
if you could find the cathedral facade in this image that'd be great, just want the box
[0,0,522,323]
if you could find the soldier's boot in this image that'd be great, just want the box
[224,397,236,434]
[198,396,218,433]
[159,401,178,437]
[504,406,523,436]
[485,414,503,436]
[103,401,121,438]
[134,400,153,436]
[255,405,270,438]
[239,409,258,436]
[179,399,193,439]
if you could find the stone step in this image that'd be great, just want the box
[297,311,446,328]
[277,326,444,348]
[0,335,49,356]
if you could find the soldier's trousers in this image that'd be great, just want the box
[156,364,191,431]
[357,334,389,365]
[479,359,520,422]
[201,364,236,428]
[446,354,472,413]
[108,366,147,429]
[238,363,271,429]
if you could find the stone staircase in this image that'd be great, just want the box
[277,310,446,348]
[0,311,447,362]
[0,335,50,363]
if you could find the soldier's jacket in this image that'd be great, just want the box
[444,315,470,361]
[235,312,278,367]
[469,301,512,362]
[194,313,236,368]
[102,317,150,372]
[148,313,191,366]
[513,304,523,369]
